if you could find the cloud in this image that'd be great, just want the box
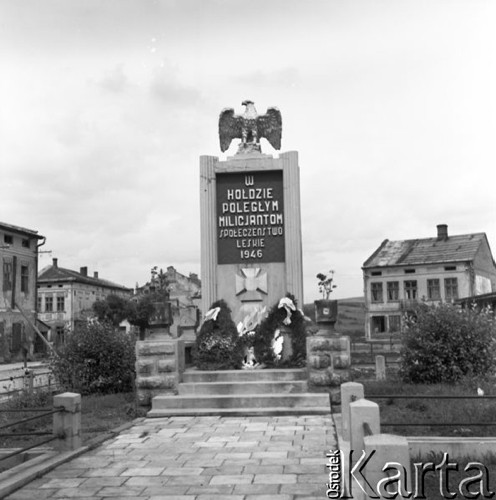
[98,64,129,93]
[149,65,201,107]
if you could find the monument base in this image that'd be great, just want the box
[135,338,184,406]
[306,335,351,387]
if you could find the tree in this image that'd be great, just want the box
[92,294,133,326]
[400,302,496,384]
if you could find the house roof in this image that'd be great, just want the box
[363,232,489,269]
[38,265,132,292]
[0,221,44,239]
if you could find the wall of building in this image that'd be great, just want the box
[0,228,39,361]
[363,263,472,338]
[473,239,496,294]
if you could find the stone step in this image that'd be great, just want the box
[147,406,330,417]
[178,380,308,395]
[150,393,329,411]
[181,368,307,383]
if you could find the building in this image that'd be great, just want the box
[37,258,133,344]
[362,224,496,338]
[135,266,201,337]
[0,221,45,361]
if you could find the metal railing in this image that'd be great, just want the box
[366,394,496,427]
[0,406,65,463]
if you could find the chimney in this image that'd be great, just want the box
[52,258,58,268]
[80,266,88,276]
[437,224,448,240]
[93,271,99,279]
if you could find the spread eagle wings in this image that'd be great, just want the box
[218,108,244,153]
[218,106,282,152]
[257,107,282,150]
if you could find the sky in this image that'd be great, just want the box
[1,0,495,303]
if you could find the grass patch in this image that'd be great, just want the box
[0,391,143,451]
[362,378,496,437]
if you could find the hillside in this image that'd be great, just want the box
[303,297,365,339]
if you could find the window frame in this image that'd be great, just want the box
[371,282,384,303]
[387,281,399,302]
[404,280,418,300]
[427,278,441,300]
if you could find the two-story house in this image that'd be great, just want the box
[37,258,133,344]
[0,221,45,361]
[362,224,496,338]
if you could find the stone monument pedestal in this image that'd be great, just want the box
[135,322,185,406]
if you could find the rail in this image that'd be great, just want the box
[0,406,65,463]
[367,393,496,427]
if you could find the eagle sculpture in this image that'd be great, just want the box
[219,100,282,154]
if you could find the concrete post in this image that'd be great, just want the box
[53,392,81,452]
[349,399,380,455]
[375,354,386,381]
[364,434,412,497]
[341,382,364,442]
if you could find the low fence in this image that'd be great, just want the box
[336,382,496,499]
[350,338,401,366]
[0,366,57,401]
[0,392,82,468]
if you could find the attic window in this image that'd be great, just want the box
[22,239,30,248]
[371,271,382,276]
[4,235,13,245]
[444,266,456,271]
[404,269,416,274]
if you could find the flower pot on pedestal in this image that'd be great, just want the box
[314,299,338,336]
[147,301,173,340]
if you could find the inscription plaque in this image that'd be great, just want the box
[216,170,285,264]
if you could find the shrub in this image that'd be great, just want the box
[400,302,496,384]
[193,300,242,370]
[252,293,306,367]
[50,321,136,394]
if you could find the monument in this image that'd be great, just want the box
[200,101,303,324]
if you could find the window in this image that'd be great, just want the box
[4,234,13,245]
[445,278,458,301]
[55,327,65,346]
[371,282,383,302]
[404,269,416,274]
[56,295,65,312]
[2,261,12,291]
[22,239,30,248]
[404,280,418,300]
[444,265,456,271]
[371,316,386,334]
[387,281,399,301]
[371,271,382,276]
[20,265,29,293]
[427,279,441,300]
[37,296,42,311]
[389,315,401,333]
[45,295,53,312]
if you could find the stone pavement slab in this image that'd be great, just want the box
[5,414,337,499]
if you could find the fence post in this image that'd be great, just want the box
[349,399,380,454]
[364,434,412,497]
[375,354,386,381]
[53,392,81,451]
[341,382,364,442]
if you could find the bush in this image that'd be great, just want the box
[193,300,242,370]
[400,302,496,384]
[50,321,136,394]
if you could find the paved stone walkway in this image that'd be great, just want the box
[6,414,336,500]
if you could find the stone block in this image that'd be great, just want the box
[136,359,155,375]
[333,353,351,369]
[308,367,333,386]
[307,336,331,353]
[308,354,331,370]
[136,376,164,390]
[136,341,176,356]
[157,359,176,373]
